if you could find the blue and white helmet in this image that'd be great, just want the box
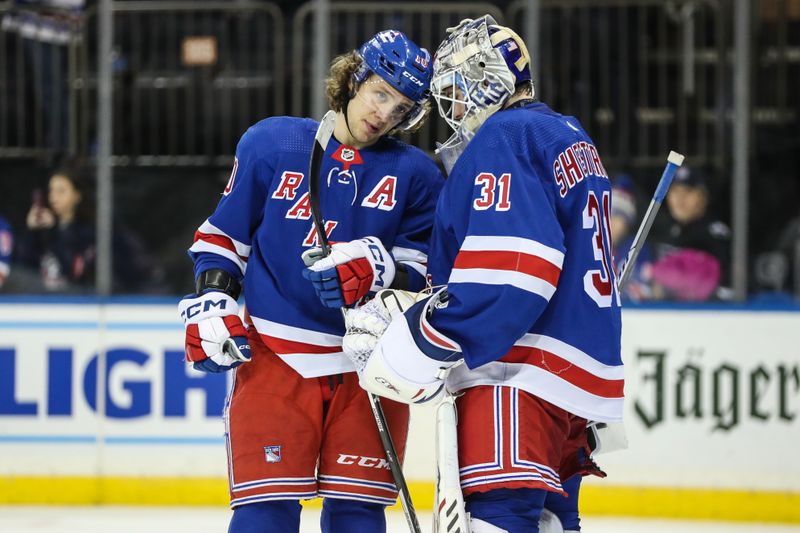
[431,15,532,142]
[354,30,433,130]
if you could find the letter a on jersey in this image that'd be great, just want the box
[361,176,397,211]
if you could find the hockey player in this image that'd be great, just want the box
[343,16,622,533]
[178,30,443,533]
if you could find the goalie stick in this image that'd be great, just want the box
[617,150,685,288]
[307,110,423,533]
[582,151,687,458]
[432,150,686,533]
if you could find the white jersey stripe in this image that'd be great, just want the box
[449,268,557,300]
[197,219,252,257]
[446,361,624,422]
[188,241,248,274]
[250,316,342,346]
[516,334,625,380]
[276,353,354,378]
[391,245,428,264]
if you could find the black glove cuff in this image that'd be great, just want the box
[196,269,242,300]
[389,263,409,290]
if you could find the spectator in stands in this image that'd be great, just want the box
[20,164,95,291]
[18,164,161,293]
[610,174,652,301]
[0,214,13,288]
[647,166,732,301]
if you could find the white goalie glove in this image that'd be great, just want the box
[343,289,456,404]
[342,289,418,372]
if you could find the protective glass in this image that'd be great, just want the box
[355,78,415,125]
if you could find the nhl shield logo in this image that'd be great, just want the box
[264,445,282,463]
[340,148,355,162]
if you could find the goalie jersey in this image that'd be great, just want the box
[189,116,443,378]
[424,102,623,422]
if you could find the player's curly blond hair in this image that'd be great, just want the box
[325,51,431,135]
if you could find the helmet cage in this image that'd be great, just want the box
[431,16,517,139]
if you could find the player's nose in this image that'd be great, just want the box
[372,106,391,125]
[453,101,466,121]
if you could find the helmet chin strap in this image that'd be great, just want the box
[343,97,357,142]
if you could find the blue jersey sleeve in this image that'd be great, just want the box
[424,125,566,368]
[390,152,444,291]
[189,120,278,280]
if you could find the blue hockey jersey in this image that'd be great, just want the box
[423,102,623,422]
[190,116,444,378]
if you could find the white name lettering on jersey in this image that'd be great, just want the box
[552,142,608,198]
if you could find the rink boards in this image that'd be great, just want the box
[0,299,798,523]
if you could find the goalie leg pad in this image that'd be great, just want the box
[469,517,509,533]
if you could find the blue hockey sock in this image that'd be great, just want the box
[320,498,387,533]
[544,475,582,531]
[228,500,302,533]
[466,488,548,532]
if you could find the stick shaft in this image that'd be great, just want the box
[617,151,685,289]
[306,111,422,533]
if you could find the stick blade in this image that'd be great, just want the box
[315,110,337,147]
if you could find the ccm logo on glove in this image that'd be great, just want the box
[302,237,396,308]
[180,296,231,322]
[178,291,251,373]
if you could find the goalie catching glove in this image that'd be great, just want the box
[178,291,251,373]
[301,236,396,308]
[343,289,459,404]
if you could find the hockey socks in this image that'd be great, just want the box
[320,498,387,533]
[228,500,301,533]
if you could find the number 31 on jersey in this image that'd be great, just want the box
[583,190,619,308]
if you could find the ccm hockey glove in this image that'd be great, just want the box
[301,236,396,308]
[178,291,251,373]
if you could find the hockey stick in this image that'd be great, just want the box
[307,110,423,533]
[617,150,685,289]
[584,151,686,457]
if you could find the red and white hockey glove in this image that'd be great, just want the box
[301,236,396,308]
[178,291,251,373]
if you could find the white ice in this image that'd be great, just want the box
[0,507,798,533]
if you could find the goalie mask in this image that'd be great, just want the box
[432,15,532,164]
[354,30,433,131]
